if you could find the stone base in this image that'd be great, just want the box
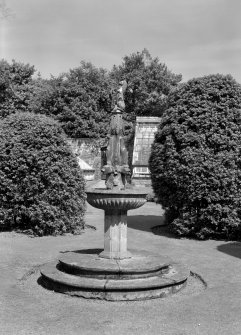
[99,249,132,260]
[40,249,190,301]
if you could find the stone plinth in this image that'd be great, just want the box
[40,250,190,301]
[86,188,147,259]
[40,188,190,301]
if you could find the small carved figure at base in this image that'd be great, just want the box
[105,173,115,190]
[105,172,124,190]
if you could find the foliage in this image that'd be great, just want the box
[149,74,241,240]
[34,61,113,139]
[33,50,182,140]
[0,59,35,117]
[27,75,55,115]
[110,49,182,134]
[0,53,181,141]
[0,112,86,236]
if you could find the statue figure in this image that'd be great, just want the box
[101,80,131,190]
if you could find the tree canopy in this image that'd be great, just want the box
[110,49,182,133]
[0,59,35,117]
[33,61,113,139]
[1,50,181,139]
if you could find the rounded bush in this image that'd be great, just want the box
[149,74,241,240]
[0,112,86,236]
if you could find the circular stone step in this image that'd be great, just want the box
[40,249,190,301]
[58,249,171,279]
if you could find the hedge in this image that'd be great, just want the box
[0,112,86,236]
[149,74,241,239]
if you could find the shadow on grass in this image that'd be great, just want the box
[151,225,180,239]
[37,275,65,294]
[60,248,103,254]
[127,215,165,232]
[217,242,241,259]
[37,275,49,290]
[128,214,179,239]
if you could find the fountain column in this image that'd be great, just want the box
[99,209,131,259]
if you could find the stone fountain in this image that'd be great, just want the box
[40,80,189,301]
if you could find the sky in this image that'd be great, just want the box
[1,0,241,83]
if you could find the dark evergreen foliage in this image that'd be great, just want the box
[110,49,182,135]
[34,61,113,139]
[0,53,181,140]
[149,74,241,240]
[33,50,181,139]
[0,112,86,236]
[0,59,35,117]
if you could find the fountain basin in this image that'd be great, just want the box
[86,188,148,211]
[86,187,148,260]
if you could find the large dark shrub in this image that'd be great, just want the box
[149,74,241,240]
[0,112,86,236]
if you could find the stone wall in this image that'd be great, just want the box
[67,117,160,184]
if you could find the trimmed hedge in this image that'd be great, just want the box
[0,112,86,236]
[149,74,241,240]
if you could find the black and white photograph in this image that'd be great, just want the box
[1,1,241,334]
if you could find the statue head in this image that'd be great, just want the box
[118,80,127,95]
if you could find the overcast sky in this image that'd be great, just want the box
[1,0,241,82]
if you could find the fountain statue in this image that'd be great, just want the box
[86,79,149,259]
[102,79,130,190]
[40,79,190,301]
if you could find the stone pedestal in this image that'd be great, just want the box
[40,250,190,301]
[85,188,148,260]
[40,188,190,301]
[99,209,131,259]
